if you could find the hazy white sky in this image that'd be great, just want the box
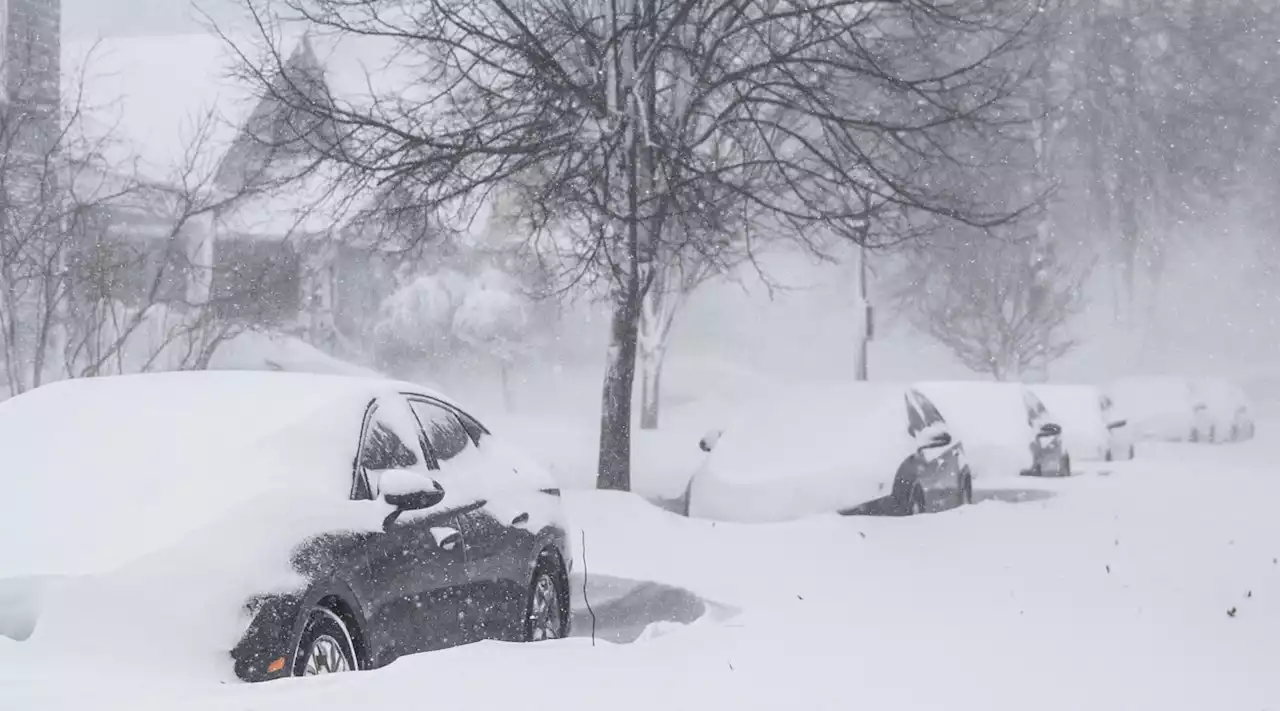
[65,0,244,37]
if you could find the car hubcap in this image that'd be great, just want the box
[529,574,562,641]
[303,635,351,676]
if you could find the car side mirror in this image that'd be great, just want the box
[916,424,952,450]
[379,469,445,513]
[1106,419,1127,430]
[1038,423,1062,437]
[698,429,723,453]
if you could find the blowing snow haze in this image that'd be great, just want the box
[2,0,1280,708]
[64,0,242,36]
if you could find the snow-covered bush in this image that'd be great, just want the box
[375,265,535,407]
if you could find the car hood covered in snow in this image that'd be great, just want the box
[0,371,429,578]
[689,382,915,523]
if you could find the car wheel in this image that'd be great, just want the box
[525,555,567,642]
[904,485,926,516]
[293,607,359,677]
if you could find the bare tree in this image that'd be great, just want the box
[0,40,298,397]
[223,0,1046,490]
[896,235,1088,381]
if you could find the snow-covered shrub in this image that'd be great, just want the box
[374,265,536,403]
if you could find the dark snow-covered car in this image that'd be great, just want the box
[686,382,972,521]
[0,372,570,682]
[1018,387,1070,476]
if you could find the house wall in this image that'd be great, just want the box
[6,0,59,152]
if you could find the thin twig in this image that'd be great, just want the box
[580,529,596,647]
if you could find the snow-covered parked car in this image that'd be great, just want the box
[1190,377,1255,442]
[686,382,972,522]
[1109,376,1213,442]
[1031,384,1134,462]
[0,372,570,682]
[917,381,1070,479]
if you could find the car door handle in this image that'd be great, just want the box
[430,527,461,551]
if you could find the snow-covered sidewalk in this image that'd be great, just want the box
[4,435,1278,710]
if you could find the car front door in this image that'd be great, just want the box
[357,397,472,664]
[408,397,540,643]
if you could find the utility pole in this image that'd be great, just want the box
[854,222,871,381]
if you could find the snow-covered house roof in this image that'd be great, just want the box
[63,34,258,185]
[62,27,489,251]
[63,29,417,182]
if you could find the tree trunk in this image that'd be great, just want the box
[638,343,665,430]
[596,275,641,491]
[499,359,513,413]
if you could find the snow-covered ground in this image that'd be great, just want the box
[3,425,1277,710]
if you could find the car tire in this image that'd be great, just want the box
[525,554,568,642]
[904,485,927,516]
[292,606,360,677]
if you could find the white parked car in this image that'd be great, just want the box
[1109,376,1213,443]
[917,381,1069,479]
[1190,378,1255,442]
[1031,384,1134,462]
[686,382,972,522]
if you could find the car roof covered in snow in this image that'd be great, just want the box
[707,381,916,486]
[1030,383,1110,435]
[0,371,448,576]
[1109,375,1198,412]
[914,380,1038,438]
[1031,383,1104,411]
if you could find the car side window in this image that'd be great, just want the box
[409,399,474,464]
[905,394,926,436]
[916,394,945,425]
[354,403,424,499]
[455,410,488,444]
